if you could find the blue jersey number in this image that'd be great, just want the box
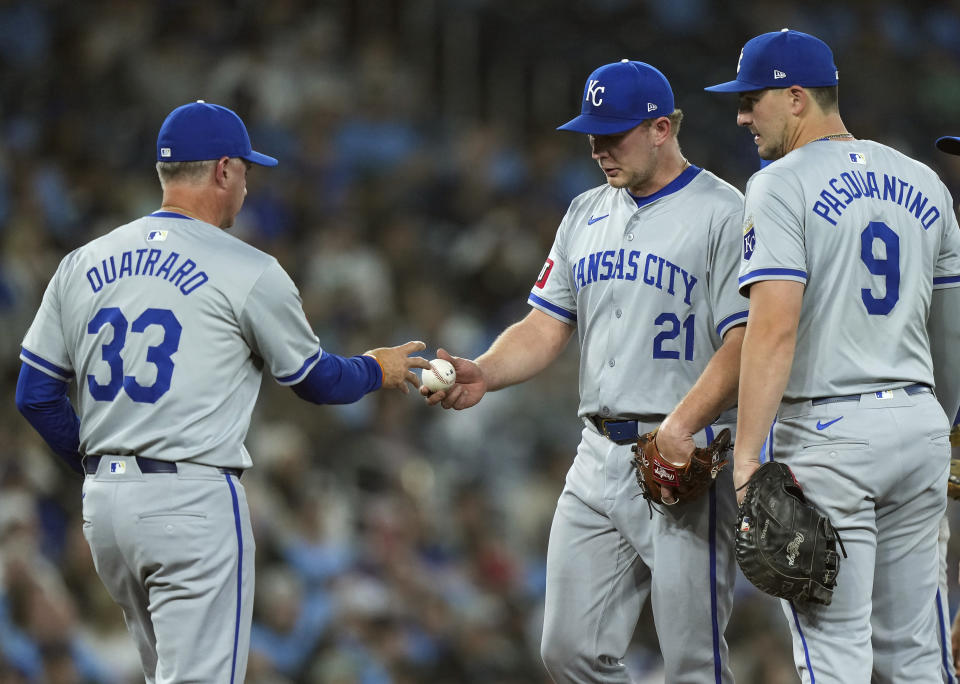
[860,221,900,315]
[653,313,694,360]
[87,307,182,403]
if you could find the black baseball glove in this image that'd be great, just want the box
[736,461,843,605]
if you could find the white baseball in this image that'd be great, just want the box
[422,358,456,392]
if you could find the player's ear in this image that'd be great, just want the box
[788,86,808,115]
[651,116,671,145]
[214,156,231,186]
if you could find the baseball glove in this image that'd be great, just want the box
[948,425,960,500]
[631,428,731,505]
[736,461,842,605]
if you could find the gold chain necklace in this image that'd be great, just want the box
[806,132,854,145]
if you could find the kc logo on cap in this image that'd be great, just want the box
[558,59,675,136]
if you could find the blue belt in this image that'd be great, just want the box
[811,383,931,406]
[83,455,242,479]
[589,415,664,445]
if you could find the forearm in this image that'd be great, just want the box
[15,364,83,475]
[667,325,744,434]
[291,352,381,404]
[476,309,574,391]
[736,329,794,460]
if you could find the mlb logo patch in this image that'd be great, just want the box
[109,461,126,474]
[849,152,866,164]
[147,230,168,242]
[875,390,894,400]
[160,147,172,158]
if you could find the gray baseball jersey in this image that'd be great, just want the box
[739,139,960,399]
[743,139,959,683]
[20,211,325,682]
[20,212,322,469]
[533,166,748,683]
[530,166,748,417]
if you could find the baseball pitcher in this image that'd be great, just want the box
[424,61,748,683]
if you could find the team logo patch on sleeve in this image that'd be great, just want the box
[742,217,756,261]
[536,258,555,288]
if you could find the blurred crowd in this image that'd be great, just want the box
[1,1,960,682]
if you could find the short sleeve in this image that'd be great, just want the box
[238,260,322,385]
[934,184,960,290]
[738,169,808,295]
[21,263,74,381]
[709,208,750,337]
[527,213,577,324]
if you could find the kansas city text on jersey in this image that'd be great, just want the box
[812,169,942,229]
[86,248,209,295]
[571,248,697,305]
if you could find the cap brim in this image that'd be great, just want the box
[936,136,960,156]
[243,150,278,167]
[704,80,766,93]
[557,115,647,135]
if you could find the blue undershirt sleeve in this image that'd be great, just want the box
[290,351,383,404]
[15,363,83,475]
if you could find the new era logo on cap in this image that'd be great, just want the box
[705,29,838,93]
[558,60,675,136]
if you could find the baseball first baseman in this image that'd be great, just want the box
[15,101,430,683]
[706,30,960,683]
[424,60,748,682]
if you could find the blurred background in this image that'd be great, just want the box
[1,0,960,682]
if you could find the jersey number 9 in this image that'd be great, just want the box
[860,221,900,316]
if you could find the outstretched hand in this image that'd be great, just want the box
[421,348,488,410]
[365,341,431,394]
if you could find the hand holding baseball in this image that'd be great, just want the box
[422,358,456,392]
[421,348,488,410]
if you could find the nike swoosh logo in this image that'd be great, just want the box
[587,214,609,225]
[816,417,843,430]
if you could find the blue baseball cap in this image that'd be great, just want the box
[704,29,838,93]
[157,100,278,166]
[936,137,960,155]
[558,60,675,135]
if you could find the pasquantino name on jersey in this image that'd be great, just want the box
[812,169,942,229]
